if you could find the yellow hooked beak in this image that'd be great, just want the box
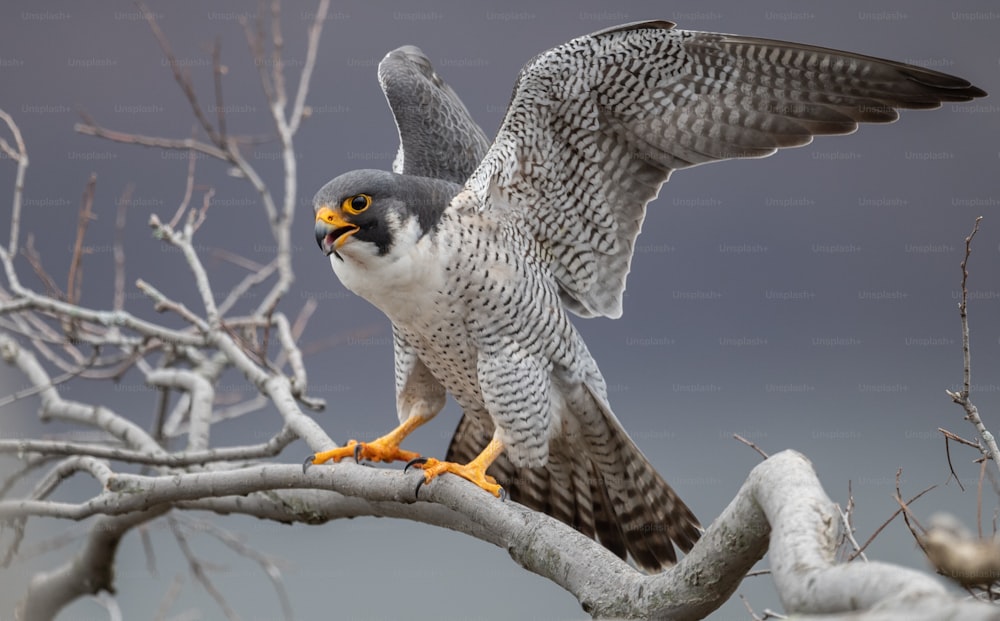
[315,205,360,256]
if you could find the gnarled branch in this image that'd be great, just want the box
[5,451,994,620]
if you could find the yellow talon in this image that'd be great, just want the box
[412,457,504,497]
[306,414,428,468]
[310,437,421,465]
[407,437,506,498]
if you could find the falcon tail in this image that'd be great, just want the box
[446,398,700,571]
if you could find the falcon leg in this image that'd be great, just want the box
[304,414,427,471]
[406,437,506,498]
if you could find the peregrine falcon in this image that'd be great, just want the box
[308,21,985,570]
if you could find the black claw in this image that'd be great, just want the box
[404,457,428,473]
[414,476,427,498]
[302,454,316,474]
[353,443,363,464]
[498,487,507,502]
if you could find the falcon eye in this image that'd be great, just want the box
[342,194,371,215]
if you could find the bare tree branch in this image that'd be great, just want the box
[0,278,206,346]
[945,217,1000,474]
[168,143,199,229]
[152,574,184,621]
[112,184,132,312]
[0,10,339,617]
[135,278,209,330]
[1,334,164,452]
[168,515,240,621]
[6,452,997,620]
[172,513,293,621]
[0,425,295,467]
[137,1,220,145]
[65,174,96,307]
[74,121,228,161]
[16,509,170,621]
[734,433,769,459]
[211,37,228,148]
[147,215,219,325]
[146,369,215,451]
[0,108,28,257]
[289,0,329,134]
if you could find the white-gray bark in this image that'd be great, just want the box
[3,443,996,620]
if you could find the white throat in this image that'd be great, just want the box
[329,216,445,325]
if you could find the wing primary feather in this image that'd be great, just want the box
[458,24,985,319]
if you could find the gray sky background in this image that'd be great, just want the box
[1,1,998,619]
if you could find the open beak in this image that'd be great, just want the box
[315,205,359,256]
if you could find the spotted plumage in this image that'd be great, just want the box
[312,21,985,571]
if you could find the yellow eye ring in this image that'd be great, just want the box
[342,194,371,215]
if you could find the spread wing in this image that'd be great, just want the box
[378,47,488,420]
[379,45,491,183]
[459,21,986,318]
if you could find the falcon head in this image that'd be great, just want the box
[313,169,456,261]
[313,169,399,259]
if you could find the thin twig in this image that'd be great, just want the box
[8,526,86,564]
[152,574,185,621]
[170,395,268,435]
[254,0,330,315]
[839,505,867,562]
[211,37,228,148]
[0,456,53,502]
[148,215,219,325]
[945,217,1000,474]
[288,0,329,134]
[113,184,133,312]
[740,593,764,621]
[136,278,209,330]
[896,469,929,549]
[168,516,241,621]
[941,429,967,491]
[840,481,867,562]
[273,312,306,393]
[848,483,936,561]
[66,174,97,306]
[211,248,266,272]
[20,234,64,298]
[978,457,987,539]
[289,298,316,342]
[959,217,980,400]
[189,187,214,233]
[940,427,981,450]
[0,108,28,257]
[138,2,220,146]
[173,514,293,621]
[139,521,158,577]
[75,122,228,161]
[169,140,199,228]
[241,14,274,105]
[734,434,769,460]
[217,260,277,316]
[270,0,287,110]
[0,349,98,409]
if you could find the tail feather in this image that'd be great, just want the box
[589,461,627,559]
[544,445,581,528]
[446,401,700,572]
[570,460,596,539]
[597,426,680,567]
